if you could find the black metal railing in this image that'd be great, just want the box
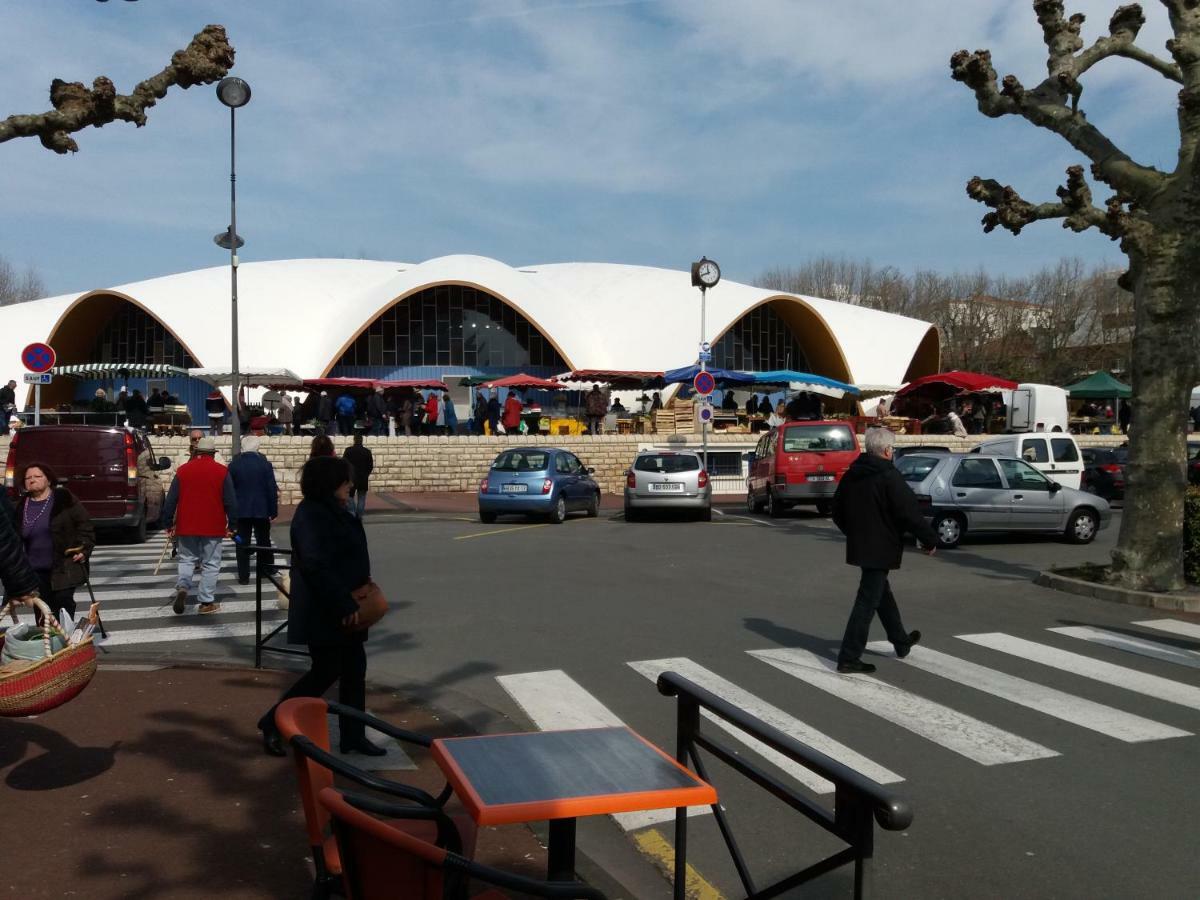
[245,544,308,669]
[657,671,913,900]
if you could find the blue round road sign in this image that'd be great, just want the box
[693,370,715,397]
[22,342,55,374]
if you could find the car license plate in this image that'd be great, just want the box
[650,482,683,492]
[808,475,834,482]
[501,483,528,493]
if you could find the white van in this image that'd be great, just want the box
[972,433,1083,489]
[1007,384,1069,433]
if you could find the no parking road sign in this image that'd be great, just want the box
[22,342,56,374]
[693,370,715,397]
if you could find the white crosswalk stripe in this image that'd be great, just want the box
[867,642,1190,743]
[958,633,1200,712]
[495,670,712,830]
[1048,626,1200,670]
[1132,618,1200,641]
[748,647,1059,765]
[627,657,902,792]
[101,621,284,647]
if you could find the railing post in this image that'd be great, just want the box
[836,789,875,900]
[254,558,263,669]
[673,693,699,900]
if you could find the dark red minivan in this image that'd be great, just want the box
[5,426,172,542]
[746,420,860,517]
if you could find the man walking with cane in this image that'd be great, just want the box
[832,427,937,674]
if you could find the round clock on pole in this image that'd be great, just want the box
[691,256,721,289]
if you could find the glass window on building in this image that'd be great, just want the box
[711,305,806,372]
[93,305,196,368]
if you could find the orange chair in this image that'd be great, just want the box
[318,786,606,900]
[275,697,477,899]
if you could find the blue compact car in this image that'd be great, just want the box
[478,447,601,524]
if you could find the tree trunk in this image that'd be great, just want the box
[1111,240,1200,591]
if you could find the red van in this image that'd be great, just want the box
[5,426,172,542]
[746,420,860,517]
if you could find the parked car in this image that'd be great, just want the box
[478,446,599,524]
[1189,442,1200,486]
[623,449,711,521]
[893,444,954,459]
[972,433,1084,489]
[746,420,859,517]
[4,425,172,543]
[896,452,1109,548]
[1081,447,1128,500]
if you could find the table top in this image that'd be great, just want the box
[431,726,717,826]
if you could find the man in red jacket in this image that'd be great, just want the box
[161,437,238,615]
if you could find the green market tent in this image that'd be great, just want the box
[1064,370,1131,399]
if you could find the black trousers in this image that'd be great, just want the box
[35,570,76,622]
[259,639,368,743]
[838,568,911,665]
[235,518,274,582]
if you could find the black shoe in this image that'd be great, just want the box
[237,577,250,585]
[895,630,922,659]
[836,660,877,674]
[261,728,286,757]
[339,737,387,756]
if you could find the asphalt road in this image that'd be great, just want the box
[98,505,1200,898]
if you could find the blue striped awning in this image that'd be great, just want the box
[53,363,189,379]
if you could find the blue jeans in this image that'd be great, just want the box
[350,488,367,518]
[175,535,224,606]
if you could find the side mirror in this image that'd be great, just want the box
[587,467,595,474]
[156,456,172,471]
[1049,481,1061,494]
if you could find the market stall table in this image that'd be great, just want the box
[431,726,716,881]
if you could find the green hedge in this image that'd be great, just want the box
[1186,488,1200,585]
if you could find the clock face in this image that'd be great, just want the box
[698,260,720,286]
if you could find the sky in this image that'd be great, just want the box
[0,0,1183,297]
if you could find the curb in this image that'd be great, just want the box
[1035,570,1200,613]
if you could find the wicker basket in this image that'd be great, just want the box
[0,597,97,717]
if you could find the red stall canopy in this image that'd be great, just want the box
[557,369,664,389]
[895,371,1017,398]
[377,379,450,391]
[480,373,565,390]
[302,377,377,391]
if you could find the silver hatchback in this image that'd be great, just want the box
[896,452,1110,549]
[624,449,712,521]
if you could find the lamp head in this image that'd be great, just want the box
[216,77,251,109]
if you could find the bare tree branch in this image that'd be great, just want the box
[1076,5,1183,80]
[967,165,1128,239]
[0,25,234,154]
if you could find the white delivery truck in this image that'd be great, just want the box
[1006,384,1069,434]
[973,433,1084,489]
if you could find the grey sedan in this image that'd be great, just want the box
[896,452,1110,549]
[624,449,712,521]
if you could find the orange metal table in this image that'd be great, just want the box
[432,726,717,880]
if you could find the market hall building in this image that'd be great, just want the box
[0,255,940,422]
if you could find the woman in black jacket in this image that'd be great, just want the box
[258,456,382,757]
[15,463,95,622]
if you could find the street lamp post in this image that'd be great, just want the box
[215,76,250,455]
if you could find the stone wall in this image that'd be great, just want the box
[37,429,1125,504]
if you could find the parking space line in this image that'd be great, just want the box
[716,512,775,527]
[453,523,549,540]
[632,828,726,900]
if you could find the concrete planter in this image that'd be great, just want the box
[1035,568,1200,613]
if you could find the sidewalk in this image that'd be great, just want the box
[0,661,548,899]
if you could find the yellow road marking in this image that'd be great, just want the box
[632,828,726,900]
[453,523,549,541]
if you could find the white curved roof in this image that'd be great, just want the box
[0,256,935,402]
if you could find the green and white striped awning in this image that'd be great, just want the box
[53,363,190,379]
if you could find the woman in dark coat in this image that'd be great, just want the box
[15,462,95,622]
[258,456,381,757]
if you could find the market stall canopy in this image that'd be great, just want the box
[1064,370,1131,399]
[302,377,378,391]
[480,373,565,390]
[895,371,1018,399]
[56,363,188,379]
[555,369,665,390]
[747,369,860,399]
[660,365,757,387]
[189,366,302,387]
[853,384,905,400]
[376,379,450,391]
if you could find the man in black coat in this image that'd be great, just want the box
[831,427,938,674]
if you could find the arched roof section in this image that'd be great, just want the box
[903,326,942,382]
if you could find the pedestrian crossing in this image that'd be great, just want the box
[494,619,1200,835]
[81,534,286,649]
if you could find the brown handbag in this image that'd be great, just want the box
[346,580,388,632]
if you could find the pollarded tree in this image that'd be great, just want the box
[952,0,1200,591]
[0,25,234,153]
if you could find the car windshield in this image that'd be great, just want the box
[782,426,856,452]
[492,450,549,472]
[1188,443,1200,460]
[634,454,699,473]
[896,455,941,483]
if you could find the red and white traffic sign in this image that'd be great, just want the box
[21,342,55,374]
[693,370,715,397]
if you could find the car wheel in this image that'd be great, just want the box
[746,490,763,514]
[479,510,497,524]
[698,506,712,522]
[586,492,600,518]
[127,512,148,544]
[1065,507,1099,544]
[932,513,962,549]
[766,490,784,518]
[815,500,833,517]
[624,505,638,522]
[548,496,567,524]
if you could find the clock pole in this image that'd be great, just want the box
[691,256,721,476]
